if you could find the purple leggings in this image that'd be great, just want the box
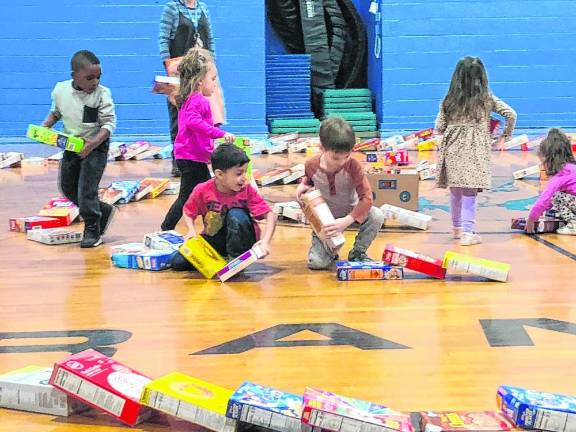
[450,187,478,233]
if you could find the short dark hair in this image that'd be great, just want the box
[71,50,100,72]
[211,143,250,171]
[538,128,576,176]
[319,117,355,152]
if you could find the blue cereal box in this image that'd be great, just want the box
[144,230,184,250]
[110,243,149,269]
[136,250,173,271]
[497,385,576,431]
[227,382,303,432]
[336,261,404,281]
[111,181,140,204]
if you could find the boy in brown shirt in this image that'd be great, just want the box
[296,118,384,269]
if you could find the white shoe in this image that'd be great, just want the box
[453,227,462,239]
[460,232,482,246]
[557,221,576,235]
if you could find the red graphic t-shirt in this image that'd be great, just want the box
[183,179,271,238]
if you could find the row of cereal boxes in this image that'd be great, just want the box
[1,349,575,432]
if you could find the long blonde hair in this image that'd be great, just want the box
[176,47,214,108]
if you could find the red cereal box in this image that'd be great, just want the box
[382,244,446,279]
[38,198,79,226]
[49,349,152,426]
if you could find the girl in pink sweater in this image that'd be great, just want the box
[161,48,234,231]
[526,128,576,235]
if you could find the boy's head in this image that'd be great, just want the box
[319,117,356,171]
[211,143,250,193]
[70,50,101,94]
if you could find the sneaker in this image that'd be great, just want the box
[99,204,117,235]
[80,227,103,248]
[453,227,463,239]
[459,232,482,246]
[171,160,181,177]
[347,250,375,262]
[557,221,576,235]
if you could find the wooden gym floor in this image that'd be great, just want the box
[1,147,576,431]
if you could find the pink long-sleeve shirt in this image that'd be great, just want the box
[529,163,576,220]
[174,91,225,163]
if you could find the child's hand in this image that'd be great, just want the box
[253,240,270,258]
[525,217,537,234]
[223,133,235,144]
[295,182,313,204]
[321,216,353,238]
[78,139,96,159]
[494,137,506,151]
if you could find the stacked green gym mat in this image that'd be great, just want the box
[321,89,377,134]
[269,118,321,134]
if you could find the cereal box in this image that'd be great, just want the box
[49,349,152,426]
[442,251,510,282]
[139,177,170,198]
[0,366,88,416]
[26,124,84,152]
[144,231,184,250]
[497,385,576,432]
[301,388,413,432]
[9,216,66,233]
[217,246,264,282]
[136,249,173,271]
[382,245,446,279]
[380,204,432,230]
[420,411,513,431]
[110,243,150,269]
[27,228,82,245]
[110,181,140,204]
[504,135,529,151]
[511,217,565,233]
[38,198,79,226]
[0,152,24,169]
[336,261,404,281]
[141,373,237,432]
[179,236,227,279]
[226,382,304,432]
[513,165,540,180]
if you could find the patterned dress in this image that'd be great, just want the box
[435,95,516,190]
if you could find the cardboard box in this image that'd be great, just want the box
[0,366,89,416]
[117,142,150,160]
[383,149,409,166]
[301,388,413,432]
[416,161,437,181]
[379,135,405,151]
[380,204,431,230]
[366,173,420,212]
[98,187,123,205]
[226,382,304,432]
[217,246,264,282]
[108,142,126,160]
[442,251,510,282]
[136,250,173,271]
[20,157,47,167]
[110,181,140,203]
[48,151,64,161]
[504,135,529,150]
[382,245,446,279]
[353,138,379,152]
[27,228,82,245]
[405,127,434,142]
[420,411,513,431]
[110,243,150,269]
[282,171,305,184]
[274,202,307,223]
[288,140,309,153]
[255,168,291,186]
[49,349,151,426]
[179,236,227,279]
[139,177,170,198]
[497,385,576,432]
[133,146,162,160]
[0,152,25,169]
[9,216,66,233]
[155,144,173,160]
[513,165,540,180]
[511,217,565,233]
[164,181,181,195]
[26,124,84,152]
[38,198,79,226]
[132,183,154,201]
[144,231,184,250]
[417,139,439,152]
[336,261,404,281]
[141,373,237,432]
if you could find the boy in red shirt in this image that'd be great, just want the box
[171,144,277,271]
[296,117,384,269]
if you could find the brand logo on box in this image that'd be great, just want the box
[399,191,411,202]
[66,360,85,370]
[378,179,397,190]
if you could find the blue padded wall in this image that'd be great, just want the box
[376,0,576,132]
[0,0,267,139]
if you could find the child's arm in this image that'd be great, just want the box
[492,96,517,149]
[526,177,562,233]
[183,213,199,240]
[254,211,277,257]
[42,113,60,128]
[295,159,316,203]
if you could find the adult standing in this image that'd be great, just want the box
[159,0,225,177]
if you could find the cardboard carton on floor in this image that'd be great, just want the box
[179,236,227,279]
[513,165,540,180]
[0,365,89,416]
[366,172,419,211]
[420,411,513,431]
[0,152,25,169]
[511,217,565,233]
[442,251,510,282]
[382,245,446,279]
[38,198,79,226]
[380,204,432,230]
[217,246,264,282]
[49,349,151,426]
[9,216,66,233]
[141,373,237,432]
[336,261,404,281]
[27,228,82,245]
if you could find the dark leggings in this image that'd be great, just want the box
[171,208,257,271]
[161,160,210,231]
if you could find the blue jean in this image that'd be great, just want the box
[171,208,257,271]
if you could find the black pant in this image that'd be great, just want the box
[59,143,111,231]
[161,160,211,231]
[168,99,178,161]
[171,208,257,271]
